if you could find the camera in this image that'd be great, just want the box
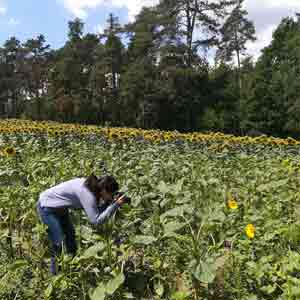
[114,191,131,204]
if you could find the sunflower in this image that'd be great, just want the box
[109,132,120,140]
[4,147,16,157]
[164,133,173,142]
[227,198,238,210]
[245,224,255,239]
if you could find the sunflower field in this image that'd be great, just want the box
[1,119,300,300]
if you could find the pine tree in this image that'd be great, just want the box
[217,0,256,89]
[158,0,234,67]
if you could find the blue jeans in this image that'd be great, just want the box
[37,202,77,275]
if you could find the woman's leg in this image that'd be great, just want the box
[37,203,64,275]
[60,211,77,256]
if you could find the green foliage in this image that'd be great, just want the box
[244,17,300,136]
[1,7,300,137]
[1,129,300,299]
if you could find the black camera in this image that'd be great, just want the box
[114,191,131,204]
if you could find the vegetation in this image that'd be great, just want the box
[1,1,300,137]
[1,119,300,299]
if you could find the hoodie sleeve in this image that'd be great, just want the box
[79,188,120,225]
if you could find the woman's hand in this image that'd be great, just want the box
[115,193,126,205]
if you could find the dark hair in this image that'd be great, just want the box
[84,174,119,196]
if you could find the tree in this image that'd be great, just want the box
[0,37,25,117]
[101,13,124,91]
[217,0,256,89]
[244,16,300,136]
[49,20,99,123]
[158,0,234,68]
[68,18,84,42]
[120,58,161,128]
[216,0,256,134]
[23,34,52,119]
[122,7,166,128]
[125,7,165,62]
[201,62,239,132]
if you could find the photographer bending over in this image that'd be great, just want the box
[36,174,128,275]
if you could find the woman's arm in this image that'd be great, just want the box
[80,190,121,225]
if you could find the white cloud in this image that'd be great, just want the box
[0,7,6,15]
[246,24,276,60]
[243,0,300,61]
[8,17,20,26]
[110,0,159,21]
[245,0,300,9]
[0,0,6,16]
[62,0,104,19]
[62,0,159,20]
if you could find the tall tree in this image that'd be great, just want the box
[244,16,300,136]
[126,7,164,62]
[123,7,166,128]
[89,44,108,124]
[95,13,125,125]
[217,0,256,89]
[68,18,84,42]
[158,0,234,68]
[23,34,51,119]
[101,13,124,91]
[50,19,99,122]
[216,0,256,133]
[0,37,25,117]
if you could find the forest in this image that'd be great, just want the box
[1,0,300,138]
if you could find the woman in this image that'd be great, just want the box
[37,174,126,275]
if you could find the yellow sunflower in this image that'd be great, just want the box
[4,147,16,157]
[227,198,238,210]
[245,224,255,239]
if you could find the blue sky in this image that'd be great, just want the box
[0,0,299,59]
[0,0,131,48]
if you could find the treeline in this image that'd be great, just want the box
[0,0,300,137]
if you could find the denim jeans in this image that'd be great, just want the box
[37,202,77,275]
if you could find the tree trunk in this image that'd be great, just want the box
[186,0,193,68]
[235,29,243,135]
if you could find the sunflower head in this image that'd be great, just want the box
[245,224,255,239]
[227,198,238,210]
[4,147,16,157]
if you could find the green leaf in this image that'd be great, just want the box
[131,235,157,245]
[161,232,189,242]
[208,209,226,222]
[123,292,135,299]
[106,272,125,295]
[171,291,191,300]
[52,274,65,285]
[9,260,27,271]
[90,282,106,300]
[257,179,289,192]
[157,181,170,194]
[193,260,217,284]
[155,281,164,297]
[163,221,186,235]
[80,225,94,240]
[80,242,105,259]
[171,178,184,196]
[260,284,276,294]
[44,283,53,299]
[160,205,193,221]
[290,286,300,296]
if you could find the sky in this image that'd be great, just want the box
[0,0,299,60]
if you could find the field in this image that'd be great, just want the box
[1,119,300,300]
